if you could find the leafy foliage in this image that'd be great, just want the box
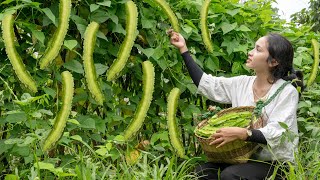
[291,0,320,32]
[0,0,319,179]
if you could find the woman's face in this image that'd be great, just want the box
[246,36,277,72]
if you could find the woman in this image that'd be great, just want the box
[168,30,303,180]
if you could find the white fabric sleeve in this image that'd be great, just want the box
[197,73,239,104]
[258,86,299,160]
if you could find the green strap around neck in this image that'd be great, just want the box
[253,81,291,117]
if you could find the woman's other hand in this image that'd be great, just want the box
[167,29,188,54]
[209,127,248,148]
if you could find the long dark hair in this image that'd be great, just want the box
[266,33,304,92]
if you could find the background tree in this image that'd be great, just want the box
[291,0,320,32]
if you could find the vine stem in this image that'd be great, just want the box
[163,55,188,87]
[0,64,19,101]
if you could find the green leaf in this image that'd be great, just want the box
[11,145,30,156]
[91,10,109,23]
[293,56,302,67]
[221,39,239,55]
[310,106,320,114]
[4,174,19,180]
[33,162,68,177]
[64,40,78,50]
[95,147,107,156]
[260,9,273,23]
[298,100,312,108]
[76,24,87,39]
[91,134,103,144]
[220,22,237,35]
[184,19,197,29]
[97,31,108,41]
[42,8,56,26]
[152,47,164,60]
[32,30,45,44]
[205,56,219,72]
[32,112,42,118]
[141,48,155,58]
[90,4,100,12]
[234,44,248,55]
[0,140,14,155]
[63,60,84,74]
[67,119,80,125]
[296,47,309,53]
[21,136,36,146]
[38,109,54,116]
[154,98,166,108]
[226,8,240,16]
[150,131,169,145]
[141,18,156,29]
[182,104,201,119]
[109,148,121,161]
[31,111,41,118]
[279,122,289,129]
[113,135,125,142]
[71,15,88,38]
[70,135,83,141]
[1,0,15,5]
[182,24,193,34]
[186,83,197,94]
[134,44,155,58]
[237,25,251,32]
[28,1,41,7]
[95,63,108,75]
[78,117,96,129]
[36,162,55,170]
[73,89,88,104]
[154,58,168,71]
[231,61,242,74]
[5,112,27,123]
[5,138,24,145]
[43,87,56,98]
[152,47,167,70]
[112,24,126,34]
[106,142,112,150]
[21,93,32,100]
[97,1,111,7]
[94,117,106,133]
[153,145,166,151]
[109,13,118,24]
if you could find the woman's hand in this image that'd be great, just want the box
[167,29,188,53]
[209,127,248,148]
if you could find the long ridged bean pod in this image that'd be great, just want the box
[307,39,319,87]
[124,61,155,140]
[153,0,180,32]
[83,21,104,105]
[167,88,185,158]
[39,0,71,69]
[107,1,138,81]
[2,12,38,93]
[43,71,74,151]
[200,0,214,53]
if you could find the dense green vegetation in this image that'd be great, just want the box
[0,0,319,179]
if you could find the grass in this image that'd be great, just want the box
[270,138,320,180]
[106,152,199,180]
